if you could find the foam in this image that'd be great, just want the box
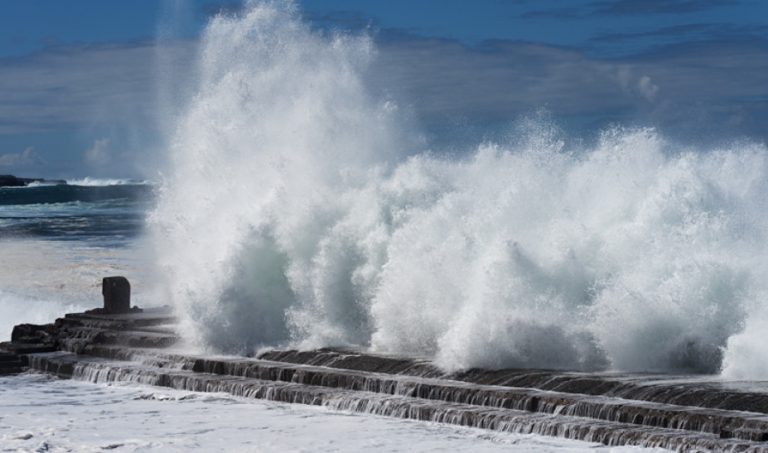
[66,177,148,186]
[148,0,768,375]
[0,239,151,340]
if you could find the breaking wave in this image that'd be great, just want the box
[148,0,768,377]
[66,178,149,187]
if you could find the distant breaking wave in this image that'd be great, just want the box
[148,1,768,378]
[19,178,148,188]
[66,177,149,187]
[0,184,153,206]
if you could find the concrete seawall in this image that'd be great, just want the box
[3,307,768,451]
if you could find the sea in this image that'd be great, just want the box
[2,0,768,450]
[0,182,645,452]
[0,180,153,338]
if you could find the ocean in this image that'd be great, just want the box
[0,181,635,452]
[3,1,768,450]
[0,180,151,247]
[0,183,642,452]
[0,181,154,338]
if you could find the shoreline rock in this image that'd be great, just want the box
[0,174,67,187]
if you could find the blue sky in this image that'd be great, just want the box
[0,0,766,178]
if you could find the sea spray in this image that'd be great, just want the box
[148,0,407,353]
[149,0,768,376]
[0,239,148,340]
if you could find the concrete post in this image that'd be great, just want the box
[102,276,131,314]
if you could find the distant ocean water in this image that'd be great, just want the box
[3,0,767,448]
[0,180,154,341]
[0,180,153,247]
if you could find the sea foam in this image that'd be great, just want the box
[148,0,768,376]
[66,177,148,186]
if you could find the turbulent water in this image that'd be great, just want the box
[1,374,642,452]
[146,1,768,379]
[0,181,153,340]
[5,2,768,452]
[0,182,151,244]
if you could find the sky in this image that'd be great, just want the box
[0,0,766,178]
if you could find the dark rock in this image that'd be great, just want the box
[0,350,24,372]
[0,342,57,354]
[84,305,143,315]
[102,276,131,313]
[0,174,67,187]
[11,323,55,343]
[0,351,20,362]
[0,175,26,187]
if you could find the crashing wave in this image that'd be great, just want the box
[148,0,768,377]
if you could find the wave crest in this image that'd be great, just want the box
[67,177,148,186]
[148,1,768,376]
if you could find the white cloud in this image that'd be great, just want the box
[0,33,765,153]
[0,41,194,135]
[84,138,111,166]
[614,67,662,103]
[0,146,41,169]
[373,38,766,128]
[638,75,659,102]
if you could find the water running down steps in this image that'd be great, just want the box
[4,308,768,451]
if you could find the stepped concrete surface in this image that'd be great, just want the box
[3,306,768,451]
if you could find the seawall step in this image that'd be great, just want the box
[76,345,768,443]
[9,306,768,451]
[260,349,768,415]
[25,352,767,452]
[0,351,24,375]
[55,327,178,353]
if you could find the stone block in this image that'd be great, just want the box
[103,276,131,313]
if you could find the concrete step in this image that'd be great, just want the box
[25,352,766,452]
[0,351,24,375]
[0,342,56,354]
[56,327,178,353]
[261,349,768,415]
[28,346,768,444]
[0,351,21,362]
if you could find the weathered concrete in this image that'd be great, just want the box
[3,307,768,451]
[0,351,24,375]
[102,276,132,314]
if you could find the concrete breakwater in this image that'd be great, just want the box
[3,306,768,451]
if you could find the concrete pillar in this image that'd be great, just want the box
[103,276,131,314]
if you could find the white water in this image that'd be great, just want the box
[66,177,148,186]
[0,240,150,340]
[15,177,145,187]
[149,1,768,377]
[1,374,649,452]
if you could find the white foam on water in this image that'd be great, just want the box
[0,239,153,340]
[148,0,768,376]
[0,374,656,452]
[0,290,83,342]
[66,177,148,186]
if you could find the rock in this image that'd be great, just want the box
[0,174,67,187]
[0,175,26,187]
[102,276,131,313]
[11,323,55,343]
